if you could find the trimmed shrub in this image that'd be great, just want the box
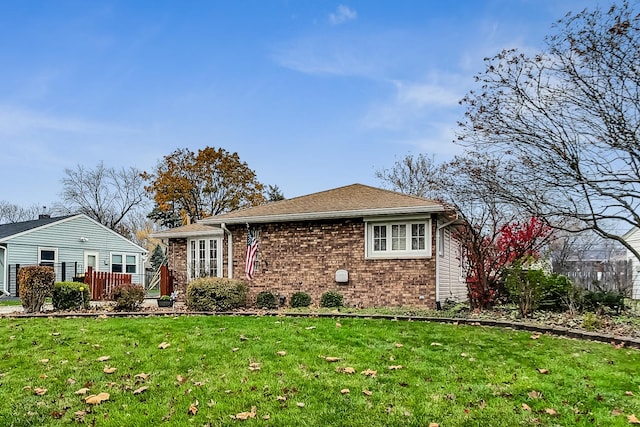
[583,290,625,313]
[320,291,343,308]
[52,282,90,311]
[186,277,248,312]
[18,265,55,313]
[256,291,277,309]
[290,291,312,308]
[110,283,146,311]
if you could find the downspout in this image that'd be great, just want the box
[221,223,233,278]
[1,246,8,296]
[435,214,459,310]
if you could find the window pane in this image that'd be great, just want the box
[40,250,55,261]
[373,225,386,251]
[126,264,136,274]
[112,263,123,273]
[411,223,425,250]
[112,254,122,264]
[126,255,136,264]
[391,225,406,250]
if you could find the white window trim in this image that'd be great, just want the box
[365,218,432,259]
[187,237,223,279]
[84,251,99,271]
[38,247,58,267]
[109,252,138,274]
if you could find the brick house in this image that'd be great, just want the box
[151,184,467,308]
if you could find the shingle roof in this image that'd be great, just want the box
[150,222,224,239]
[201,183,445,225]
[0,215,76,240]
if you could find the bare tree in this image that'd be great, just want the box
[457,1,640,260]
[0,201,45,224]
[375,154,440,199]
[62,162,148,233]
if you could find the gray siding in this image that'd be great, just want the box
[438,226,467,302]
[625,228,640,299]
[4,215,145,287]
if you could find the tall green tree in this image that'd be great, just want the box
[142,147,265,226]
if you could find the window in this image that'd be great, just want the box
[111,253,137,274]
[38,247,57,267]
[188,238,222,279]
[366,220,431,259]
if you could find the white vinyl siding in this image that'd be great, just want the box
[366,219,431,259]
[3,215,146,286]
[437,226,468,302]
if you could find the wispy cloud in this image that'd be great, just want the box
[329,5,357,25]
[0,105,135,135]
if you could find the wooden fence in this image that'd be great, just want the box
[160,265,175,296]
[84,266,133,300]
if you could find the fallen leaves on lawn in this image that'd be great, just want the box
[177,375,187,384]
[430,342,442,347]
[74,411,87,422]
[97,356,111,362]
[361,369,378,377]
[388,365,403,370]
[395,343,404,348]
[629,414,640,424]
[39,359,49,364]
[276,351,287,356]
[135,373,149,381]
[277,395,287,401]
[527,391,543,399]
[625,391,635,396]
[33,387,47,396]
[362,390,373,396]
[537,368,549,374]
[340,389,350,394]
[323,356,340,362]
[158,342,171,349]
[188,400,199,415]
[336,322,341,328]
[530,333,541,340]
[233,406,257,420]
[545,408,558,416]
[248,362,261,371]
[296,402,305,407]
[103,367,117,374]
[336,366,356,374]
[133,386,148,395]
[522,403,532,411]
[75,388,90,395]
[85,392,110,405]
[305,326,316,330]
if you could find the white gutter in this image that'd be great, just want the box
[221,223,233,278]
[435,215,460,309]
[1,246,7,296]
[202,206,445,225]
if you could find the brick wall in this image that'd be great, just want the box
[228,219,437,308]
[167,238,188,298]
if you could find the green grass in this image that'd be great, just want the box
[0,298,22,306]
[1,316,639,426]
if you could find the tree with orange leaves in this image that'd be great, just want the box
[142,147,265,227]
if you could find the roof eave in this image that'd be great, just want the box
[202,205,445,225]
[150,229,223,239]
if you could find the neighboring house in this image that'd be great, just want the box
[0,214,147,296]
[152,184,467,308]
[622,227,640,299]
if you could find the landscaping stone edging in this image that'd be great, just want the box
[2,309,639,349]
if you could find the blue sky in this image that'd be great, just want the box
[0,0,604,207]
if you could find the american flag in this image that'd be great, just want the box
[244,227,259,280]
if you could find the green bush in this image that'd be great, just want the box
[504,264,572,317]
[583,290,625,313]
[110,283,145,311]
[290,291,312,308]
[320,291,343,308]
[582,312,602,331]
[52,282,90,311]
[256,291,277,309]
[18,265,55,313]
[186,277,248,311]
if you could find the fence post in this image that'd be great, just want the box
[61,261,66,282]
[15,263,20,297]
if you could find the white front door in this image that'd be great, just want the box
[84,251,99,272]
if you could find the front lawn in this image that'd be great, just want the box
[1,315,639,426]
